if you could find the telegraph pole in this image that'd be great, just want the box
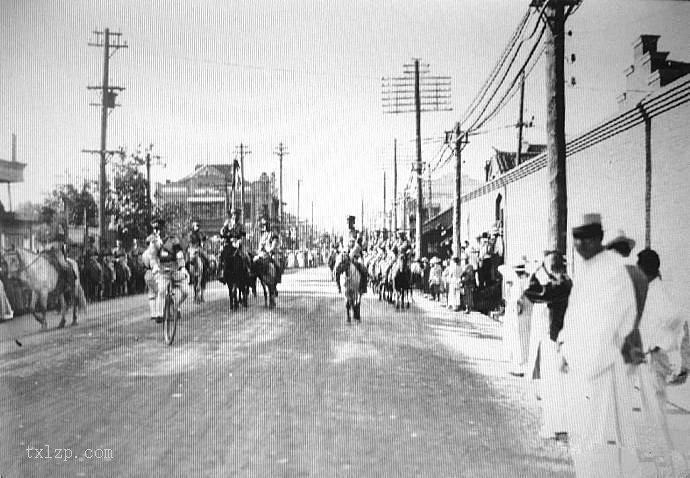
[538,0,579,253]
[413,60,424,258]
[85,29,127,251]
[382,59,451,258]
[274,143,287,234]
[516,71,526,167]
[393,138,398,232]
[448,124,469,258]
[297,179,301,250]
[383,170,387,231]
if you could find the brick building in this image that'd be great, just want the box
[422,34,690,312]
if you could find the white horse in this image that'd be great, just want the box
[339,261,362,324]
[5,248,86,329]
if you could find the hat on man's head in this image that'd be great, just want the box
[605,229,636,250]
[572,213,603,239]
[513,261,527,274]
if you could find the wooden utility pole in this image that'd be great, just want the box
[516,71,526,167]
[393,138,397,232]
[542,0,577,253]
[414,59,423,258]
[274,143,287,234]
[451,125,469,258]
[85,29,126,251]
[382,59,451,256]
[297,179,301,249]
[311,201,314,247]
[383,170,387,230]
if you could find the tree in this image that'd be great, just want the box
[105,147,153,242]
[47,182,98,226]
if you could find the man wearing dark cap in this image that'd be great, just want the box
[557,213,640,474]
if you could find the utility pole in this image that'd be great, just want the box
[236,143,251,225]
[84,29,127,252]
[274,143,287,235]
[516,71,526,167]
[393,138,397,232]
[383,170,387,231]
[413,60,423,258]
[447,124,469,258]
[297,179,301,250]
[538,0,579,253]
[382,59,451,258]
[311,201,314,248]
[144,148,163,225]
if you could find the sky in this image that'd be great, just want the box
[1,0,689,232]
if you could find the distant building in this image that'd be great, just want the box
[484,143,547,182]
[155,164,279,246]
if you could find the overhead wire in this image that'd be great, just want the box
[460,9,532,125]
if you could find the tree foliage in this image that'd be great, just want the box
[104,145,156,242]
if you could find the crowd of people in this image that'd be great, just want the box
[499,214,688,477]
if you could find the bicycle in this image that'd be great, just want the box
[158,264,180,346]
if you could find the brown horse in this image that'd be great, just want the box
[4,248,86,329]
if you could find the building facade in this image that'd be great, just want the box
[155,164,279,247]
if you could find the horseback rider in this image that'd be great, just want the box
[335,230,368,294]
[144,217,187,323]
[219,209,249,282]
[187,220,210,271]
[254,217,283,283]
[42,222,76,295]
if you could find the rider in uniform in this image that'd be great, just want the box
[111,239,131,280]
[219,209,249,283]
[187,221,210,271]
[335,228,368,294]
[144,218,186,323]
[254,217,282,284]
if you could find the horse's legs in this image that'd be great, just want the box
[57,294,67,328]
[345,300,351,322]
[354,302,361,321]
[39,290,49,329]
[29,290,43,326]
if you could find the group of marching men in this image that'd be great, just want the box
[141,209,283,322]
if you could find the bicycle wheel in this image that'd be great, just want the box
[163,288,178,345]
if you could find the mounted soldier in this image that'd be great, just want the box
[219,209,250,281]
[188,220,210,270]
[335,219,367,294]
[254,217,283,284]
[42,220,76,296]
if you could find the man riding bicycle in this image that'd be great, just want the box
[254,217,283,284]
[144,218,188,323]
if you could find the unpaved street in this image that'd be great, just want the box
[1,267,572,477]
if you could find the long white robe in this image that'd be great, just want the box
[558,250,640,477]
[635,278,689,476]
[499,265,532,374]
